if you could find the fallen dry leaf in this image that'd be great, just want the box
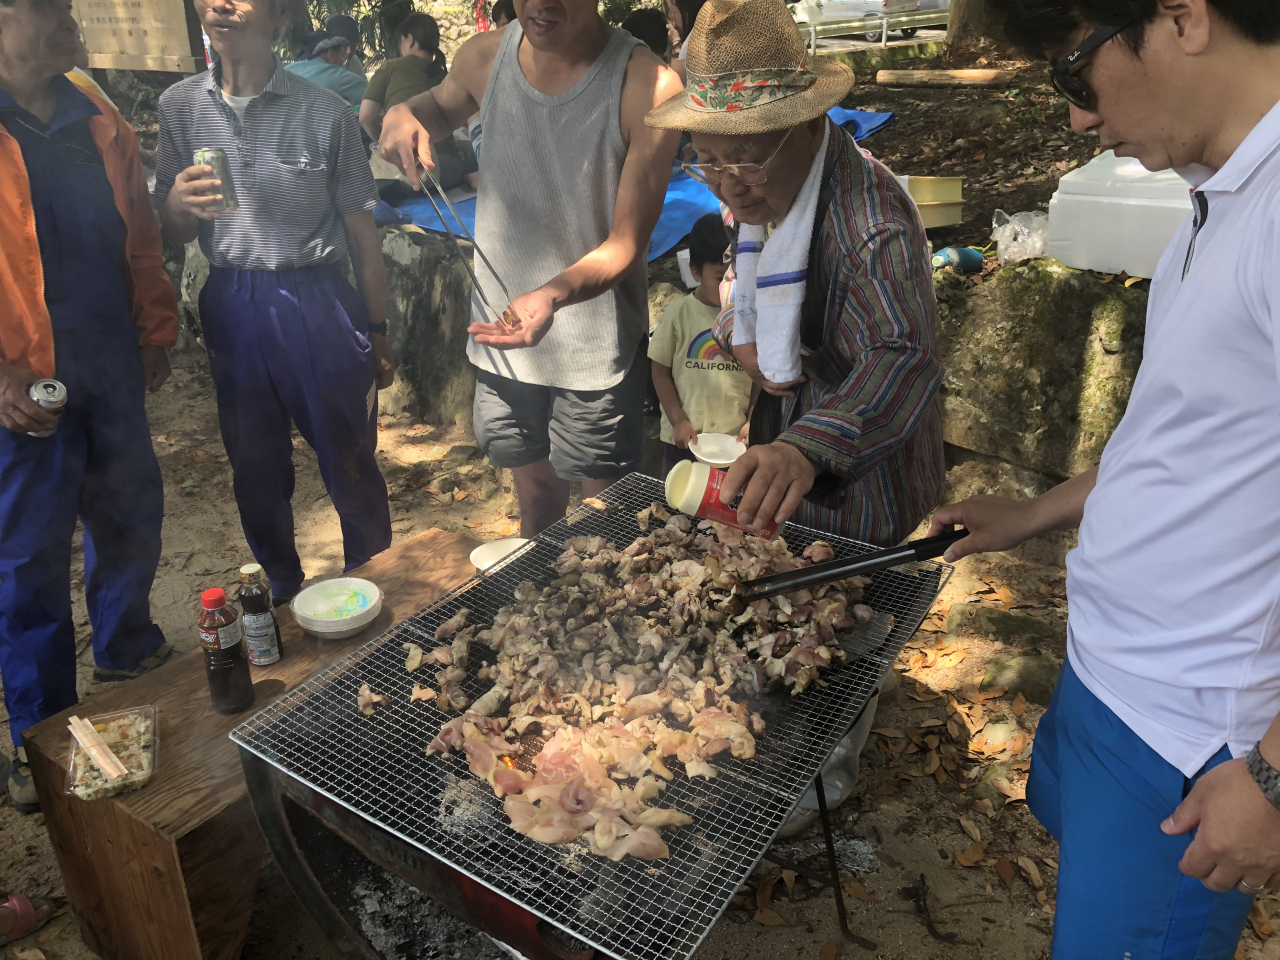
[908,681,941,702]
[403,642,424,672]
[498,521,520,537]
[410,684,437,703]
[782,870,798,896]
[756,878,776,913]
[935,650,967,670]
[13,947,47,960]
[995,856,1016,888]
[962,681,1007,704]
[959,818,982,843]
[1036,889,1048,904]
[754,908,787,926]
[991,586,1015,607]
[35,926,63,952]
[973,798,998,820]
[875,776,897,796]
[923,750,941,775]
[841,877,872,902]
[1043,857,1058,871]
[918,718,943,729]
[872,727,905,739]
[1012,691,1027,717]
[995,778,1028,802]
[356,683,389,716]
[1018,856,1043,888]
[452,488,468,502]
[463,521,483,529]
[955,839,990,868]
[1250,900,1274,940]
[820,942,838,960]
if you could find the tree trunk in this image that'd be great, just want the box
[946,0,1001,46]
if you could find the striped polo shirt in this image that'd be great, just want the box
[714,122,946,547]
[155,58,377,271]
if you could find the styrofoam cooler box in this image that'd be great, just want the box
[1048,151,1193,279]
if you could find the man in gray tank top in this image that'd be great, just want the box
[379,0,682,535]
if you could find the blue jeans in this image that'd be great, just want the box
[200,264,391,597]
[1029,659,1255,959]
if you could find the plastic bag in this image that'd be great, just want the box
[991,209,1050,264]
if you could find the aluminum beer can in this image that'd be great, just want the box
[193,147,239,212]
[27,378,67,437]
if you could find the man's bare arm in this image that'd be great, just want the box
[377,30,501,189]
[472,48,683,347]
[927,466,1099,562]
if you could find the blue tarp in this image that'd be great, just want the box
[827,106,896,140]
[396,107,895,260]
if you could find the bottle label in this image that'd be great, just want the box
[199,621,243,652]
[243,611,280,665]
[698,468,779,539]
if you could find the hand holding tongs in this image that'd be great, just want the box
[413,159,520,330]
[737,528,969,602]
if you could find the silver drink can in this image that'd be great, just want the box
[27,378,67,438]
[193,147,239,212]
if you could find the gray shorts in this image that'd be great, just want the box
[473,349,646,482]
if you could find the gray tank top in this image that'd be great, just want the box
[468,22,647,391]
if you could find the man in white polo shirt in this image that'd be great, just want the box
[929,0,1280,956]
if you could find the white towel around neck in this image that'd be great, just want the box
[732,122,830,383]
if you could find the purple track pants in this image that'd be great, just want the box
[200,265,391,597]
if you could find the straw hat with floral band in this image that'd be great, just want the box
[645,0,853,136]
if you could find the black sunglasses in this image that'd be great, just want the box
[1050,19,1138,109]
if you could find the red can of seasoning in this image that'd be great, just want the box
[664,459,779,539]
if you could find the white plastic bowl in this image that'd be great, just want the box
[470,537,530,574]
[690,433,747,469]
[290,577,383,640]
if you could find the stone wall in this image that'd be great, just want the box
[424,1,481,59]
[933,258,1147,562]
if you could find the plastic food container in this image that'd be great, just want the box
[689,433,747,469]
[470,537,531,574]
[65,705,158,801]
[291,577,383,640]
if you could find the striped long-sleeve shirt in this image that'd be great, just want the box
[714,123,945,546]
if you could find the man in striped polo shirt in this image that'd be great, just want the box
[646,0,945,547]
[155,0,394,602]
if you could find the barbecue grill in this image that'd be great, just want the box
[232,473,951,960]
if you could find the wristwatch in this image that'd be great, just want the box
[1246,742,1280,811]
[366,323,388,336]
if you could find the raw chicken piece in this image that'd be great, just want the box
[803,541,836,563]
[403,643,425,672]
[600,825,669,862]
[356,683,389,716]
[410,684,437,703]
[620,690,672,723]
[425,717,466,757]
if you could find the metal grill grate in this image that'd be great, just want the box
[232,474,951,960]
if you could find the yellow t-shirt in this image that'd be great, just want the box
[647,294,752,445]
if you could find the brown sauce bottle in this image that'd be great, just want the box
[237,563,282,665]
[199,588,255,715]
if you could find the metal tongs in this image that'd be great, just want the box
[415,160,518,328]
[738,528,969,602]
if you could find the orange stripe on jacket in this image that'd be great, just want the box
[0,85,179,379]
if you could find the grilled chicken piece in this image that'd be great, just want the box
[435,608,470,641]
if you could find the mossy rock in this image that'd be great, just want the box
[983,652,1060,706]
[970,762,1015,810]
[947,606,1058,642]
[934,259,1147,479]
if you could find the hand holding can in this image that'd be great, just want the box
[168,154,233,220]
[0,363,59,435]
[26,379,67,437]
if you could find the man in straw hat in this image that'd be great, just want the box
[646,0,944,547]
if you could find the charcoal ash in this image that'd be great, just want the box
[351,870,505,960]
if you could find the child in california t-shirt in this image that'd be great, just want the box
[649,214,753,478]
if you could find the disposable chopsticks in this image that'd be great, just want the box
[68,715,128,780]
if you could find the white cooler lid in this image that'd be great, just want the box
[1055,150,1191,201]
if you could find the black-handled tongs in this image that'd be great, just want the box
[737,528,968,602]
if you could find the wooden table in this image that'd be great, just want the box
[23,529,478,960]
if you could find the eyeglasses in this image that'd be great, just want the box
[682,128,793,186]
[1050,18,1137,110]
